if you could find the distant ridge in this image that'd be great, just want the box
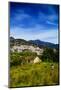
[10,37,58,49]
[29,39,58,48]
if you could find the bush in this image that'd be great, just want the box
[10,51,37,66]
[41,48,59,62]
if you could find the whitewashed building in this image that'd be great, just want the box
[33,57,42,63]
[10,45,43,55]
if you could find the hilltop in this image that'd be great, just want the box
[10,37,58,49]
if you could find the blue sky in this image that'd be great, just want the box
[10,2,59,44]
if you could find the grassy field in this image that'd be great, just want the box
[9,62,59,88]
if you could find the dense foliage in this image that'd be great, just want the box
[41,48,59,62]
[10,51,37,66]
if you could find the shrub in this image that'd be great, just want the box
[41,48,59,62]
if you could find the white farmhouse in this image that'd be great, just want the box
[33,57,42,63]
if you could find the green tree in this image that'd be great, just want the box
[41,48,54,62]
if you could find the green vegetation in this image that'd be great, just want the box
[9,48,59,87]
[10,51,37,66]
[9,62,59,87]
[41,48,59,62]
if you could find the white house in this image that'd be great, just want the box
[33,57,42,63]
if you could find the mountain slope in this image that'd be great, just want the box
[10,37,58,48]
[29,40,58,48]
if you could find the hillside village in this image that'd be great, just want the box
[10,45,44,55]
[10,36,58,64]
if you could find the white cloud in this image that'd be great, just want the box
[10,25,58,44]
[46,14,58,25]
[46,20,58,26]
[15,13,31,21]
